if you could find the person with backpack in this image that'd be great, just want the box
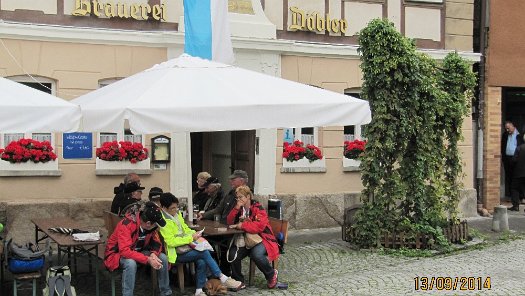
[104,202,172,296]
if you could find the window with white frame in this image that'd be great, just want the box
[344,91,366,141]
[0,77,55,149]
[283,127,319,145]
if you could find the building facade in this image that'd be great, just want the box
[480,0,525,211]
[0,0,478,239]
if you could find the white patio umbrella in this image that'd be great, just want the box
[0,77,81,132]
[71,54,371,133]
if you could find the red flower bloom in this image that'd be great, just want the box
[0,139,57,164]
[344,139,367,159]
[96,141,148,163]
[282,141,323,163]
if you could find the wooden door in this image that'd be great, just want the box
[231,130,255,189]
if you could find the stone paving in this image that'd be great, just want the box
[3,215,525,296]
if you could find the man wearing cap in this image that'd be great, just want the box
[148,186,164,207]
[111,181,145,216]
[198,170,248,224]
[111,172,141,214]
[104,202,172,296]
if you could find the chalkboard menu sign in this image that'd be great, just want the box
[63,133,93,159]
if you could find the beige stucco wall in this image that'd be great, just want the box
[445,0,474,51]
[0,38,170,201]
[276,54,475,194]
[276,55,364,194]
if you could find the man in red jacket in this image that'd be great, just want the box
[104,202,171,296]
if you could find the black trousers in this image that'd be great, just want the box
[503,155,515,197]
[511,177,525,208]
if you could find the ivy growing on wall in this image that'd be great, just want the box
[350,19,476,249]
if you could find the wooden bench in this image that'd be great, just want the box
[248,218,289,286]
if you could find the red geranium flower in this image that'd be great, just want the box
[282,140,323,163]
[0,139,57,164]
[96,141,148,163]
[344,139,367,159]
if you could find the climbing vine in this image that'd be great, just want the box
[350,19,476,249]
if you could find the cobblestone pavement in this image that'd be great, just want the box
[4,220,525,296]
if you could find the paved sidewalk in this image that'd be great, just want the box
[3,211,525,295]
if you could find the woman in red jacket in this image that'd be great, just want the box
[227,185,279,289]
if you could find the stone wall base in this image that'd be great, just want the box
[0,189,477,242]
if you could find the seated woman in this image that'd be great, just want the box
[226,185,279,289]
[158,192,245,296]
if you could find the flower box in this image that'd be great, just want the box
[96,158,152,175]
[281,157,326,173]
[0,160,61,176]
[343,158,361,171]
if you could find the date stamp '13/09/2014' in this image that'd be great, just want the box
[414,277,491,291]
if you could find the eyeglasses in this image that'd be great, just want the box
[236,195,246,200]
[168,205,179,211]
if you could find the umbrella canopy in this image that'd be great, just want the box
[0,77,81,133]
[72,54,371,134]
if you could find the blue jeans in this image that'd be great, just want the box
[176,250,221,289]
[230,243,274,283]
[120,253,172,296]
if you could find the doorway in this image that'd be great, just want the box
[501,87,525,200]
[191,130,255,193]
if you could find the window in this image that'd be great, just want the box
[344,91,366,141]
[283,127,319,145]
[99,132,118,145]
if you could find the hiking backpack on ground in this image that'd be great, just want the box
[42,265,77,296]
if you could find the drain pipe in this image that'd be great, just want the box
[475,0,490,208]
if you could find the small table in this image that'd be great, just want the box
[188,219,243,263]
[31,217,104,296]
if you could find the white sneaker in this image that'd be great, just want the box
[223,277,245,291]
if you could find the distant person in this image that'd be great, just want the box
[501,121,523,199]
[111,173,141,214]
[193,172,211,211]
[148,187,164,207]
[227,185,279,288]
[104,202,171,296]
[510,135,525,211]
[158,193,245,296]
[201,177,223,213]
[112,182,145,216]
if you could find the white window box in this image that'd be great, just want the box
[343,158,361,172]
[0,160,61,176]
[280,158,326,173]
[95,158,152,175]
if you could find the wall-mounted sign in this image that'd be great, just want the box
[72,0,166,21]
[283,128,294,144]
[63,132,93,159]
[152,135,170,163]
[289,6,347,34]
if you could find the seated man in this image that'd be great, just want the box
[111,173,141,214]
[112,182,145,216]
[104,202,172,296]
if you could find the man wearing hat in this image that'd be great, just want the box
[198,170,248,224]
[111,181,145,216]
[111,173,141,214]
[148,186,164,207]
[104,202,172,296]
